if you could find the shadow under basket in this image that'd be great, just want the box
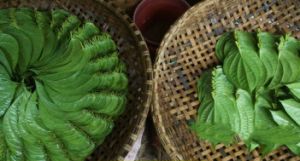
[0,0,152,160]
[152,0,300,160]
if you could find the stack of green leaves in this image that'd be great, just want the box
[0,8,128,161]
[193,30,300,155]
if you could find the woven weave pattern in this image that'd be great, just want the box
[153,0,300,160]
[0,0,152,161]
[112,0,140,9]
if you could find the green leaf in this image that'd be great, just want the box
[37,82,95,160]
[0,120,6,160]
[0,49,13,76]
[223,31,266,92]
[268,61,283,89]
[0,74,18,117]
[3,90,26,161]
[254,96,277,128]
[0,33,19,72]
[257,32,279,83]
[253,126,300,145]
[235,89,254,143]
[0,8,11,25]
[256,87,276,109]
[14,8,45,65]
[270,35,300,88]
[260,144,280,156]
[288,144,300,155]
[212,67,235,95]
[286,81,300,100]
[196,69,212,102]
[0,25,33,74]
[23,92,70,161]
[270,109,297,126]
[17,91,49,161]
[193,122,236,145]
[57,15,80,41]
[196,97,214,124]
[211,67,240,131]
[35,10,58,65]
[248,141,259,152]
[194,67,238,145]
[215,32,235,61]
[280,99,300,126]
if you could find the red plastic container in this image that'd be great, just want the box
[134,0,190,60]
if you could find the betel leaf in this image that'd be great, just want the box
[196,89,214,124]
[252,126,300,145]
[3,87,27,161]
[0,33,19,72]
[288,144,300,155]
[270,110,298,126]
[211,67,239,131]
[256,87,275,109]
[252,95,282,154]
[260,144,280,156]
[192,122,236,146]
[235,89,254,146]
[215,32,235,61]
[223,31,266,92]
[14,8,45,65]
[278,36,300,83]
[269,35,300,88]
[257,32,280,83]
[0,120,6,160]
[196,69,212,102]
[193,67,238,145]
[286,81,300,100]
[193,98,214,135]
[252,119,300,155]
[280,99,300,126]
[254,96,277,129]
[195,69,216,125]
[0,77,17,117]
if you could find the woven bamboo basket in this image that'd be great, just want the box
[113,0,141,10]
[0,0,152,160]
[152,0,300,160]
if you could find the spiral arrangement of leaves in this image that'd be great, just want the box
[0,8,128,161]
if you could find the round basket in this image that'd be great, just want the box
[152,0,300,160]
[0,0,152,160]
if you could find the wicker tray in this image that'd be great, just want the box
[152,0,300,160]
[0,0,152,160]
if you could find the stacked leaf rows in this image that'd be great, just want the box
[193,31,300,155]
[0,8,128,161]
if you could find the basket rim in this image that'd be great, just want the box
[151,1,204,160]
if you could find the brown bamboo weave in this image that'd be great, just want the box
[153,0,300,160]
[112,0,141,10]
[0,0,152,160]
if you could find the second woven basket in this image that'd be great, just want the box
[153,0,300,160]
